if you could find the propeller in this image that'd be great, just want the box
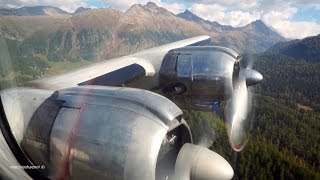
[225,55,263,151]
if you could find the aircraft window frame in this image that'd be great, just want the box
[177,55,192,77]
[0,97,49,179]
[192,54,220,76]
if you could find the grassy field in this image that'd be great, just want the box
[46,60,92,76]
[0,60,93,90]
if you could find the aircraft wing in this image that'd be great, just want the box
[27,36,211,91]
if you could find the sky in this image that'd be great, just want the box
[1,0,320,39]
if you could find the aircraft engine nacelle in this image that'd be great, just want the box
[19,86,193,180]
[159,46,240,111]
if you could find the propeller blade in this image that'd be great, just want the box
[226,63,263,151]
[225,77,249,151]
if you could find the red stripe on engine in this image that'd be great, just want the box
[59,105,86,180]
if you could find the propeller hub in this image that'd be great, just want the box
[240,68,263,86]
[174,143,234,180]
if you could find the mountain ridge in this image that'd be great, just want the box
[74,7,91,14]
[0,6,70,16]
[176,9,285,52]
[177,9,234,32]
[265,34,320,63]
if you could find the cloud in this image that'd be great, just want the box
[156,2,186,14]
[189,4,259,27]
[271,21,320,39]
[189,2,320,38]
[262,7,297,21]
[182,0,320,10]
[262,8,320,39]
[189,4,225,21]
[223,11,260,27]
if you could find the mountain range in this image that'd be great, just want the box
[0,2,285,63]
[0,6,71,16]
[0,6,93,16]
[177,9,285,52]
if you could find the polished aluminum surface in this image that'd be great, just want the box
[49,104,168,180]
[240,68,264,86]
[159,46,239,111]
[57,86,183,125]
[20,86,186,179]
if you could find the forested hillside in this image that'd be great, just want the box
[266,34,320,63]
[256,34,320,108]
[184,103,320,179]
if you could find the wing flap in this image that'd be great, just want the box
[78,64,145,86]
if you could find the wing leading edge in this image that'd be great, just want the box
[26,36,211,90]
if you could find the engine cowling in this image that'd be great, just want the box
[159,46,240,111]
[17,86,192,179]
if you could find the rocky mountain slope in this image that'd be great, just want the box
[0,2,214,62]
[177,9,234,32]
[177,10,285,53]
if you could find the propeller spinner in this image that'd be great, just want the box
[225,58,263,151]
